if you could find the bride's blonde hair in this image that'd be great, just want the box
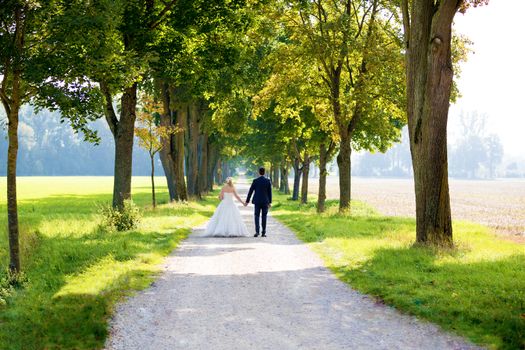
[225,177,234,187]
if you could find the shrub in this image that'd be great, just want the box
[99,200,141,232]
[0,270,28,307]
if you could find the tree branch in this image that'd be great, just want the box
[100,81,119,136]
[401,0,410,49]
[0,67,11,114]
[149,0,178,30]
[292,140,304,163]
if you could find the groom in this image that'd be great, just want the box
[244,167,272,237]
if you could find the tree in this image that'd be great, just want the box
[136,95,175,208]
[151,0,255,200]
[400,0,488,245]
[52,0,182,209]
[0,1,101,272]
[263,0,406,212]
[485,133,503,179]
[0,1,29,272]
[317,140,337,212]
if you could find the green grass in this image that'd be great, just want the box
[0,177,218,350]
[271,193,525,350]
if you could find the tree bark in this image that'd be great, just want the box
[300,156,310,204]
[207,141,218,192]
[111,83,137,209]
[329,59,352,212]
[174,104,188,201]
[198,133,208,194]
[317,141,336,213]
[186,102,200,197]
[280,162,290,194]
[317,144,328,213]
[159,82,177,201]
[159,148,176,200]
[337,133,351,211]
[404,0,456,245]
[216,159,223,184]
[272,164,279,189]
[292,157,302,201]
[2,5,25,272]
[6,101,21,273]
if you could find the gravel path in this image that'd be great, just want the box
[105,182,481,350]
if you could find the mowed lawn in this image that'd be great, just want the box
[0,177,218,350]
[272,193,525,350]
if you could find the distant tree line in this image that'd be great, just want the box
[354,112,518,179]
[0,106,157,176]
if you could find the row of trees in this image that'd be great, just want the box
[1,0,488,272]
[241,0,487,247]
[0,0,254,272]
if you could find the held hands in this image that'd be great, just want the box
[243,201,248,207]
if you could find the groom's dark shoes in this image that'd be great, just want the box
[254,233,259,237]
[261,233,267,237]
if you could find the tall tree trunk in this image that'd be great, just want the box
[216,159,223,184]
[150,154,156,208]
[207,141,218,192]
[159,148,176,200]
[6,101,21,272]
[300,156,310,204]
[317,143,328,213]
[112,83,137,209]
[187,103,199,197]
[292,157,302,201]
[337,134,351,211]
[2,5,26,272]
[174,104,188,201]
[329,60,352,212]
[222,161,229,180]
[198,133,208,194]
[280,163,290,194]
[159,82,177,201]
[272,164,279,189]
[403,0,456,245]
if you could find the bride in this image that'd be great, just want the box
[205,177,249,237]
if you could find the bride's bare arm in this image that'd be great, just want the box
[233,189,245,204]
[219,187,224,200]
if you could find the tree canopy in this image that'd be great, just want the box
[0,0,488,273]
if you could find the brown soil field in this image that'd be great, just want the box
[308,176,525,240]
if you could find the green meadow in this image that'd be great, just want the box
[272,193,525,350]
[1,177,524,349]
[0,177,218,350]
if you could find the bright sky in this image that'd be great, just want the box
[451,0,525,158]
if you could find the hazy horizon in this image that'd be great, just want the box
[451,0,524,158]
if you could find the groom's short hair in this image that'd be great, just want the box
[259,167,265,175]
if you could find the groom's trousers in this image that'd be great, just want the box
[254,204,269,234]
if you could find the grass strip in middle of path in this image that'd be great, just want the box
[271,193,525,350]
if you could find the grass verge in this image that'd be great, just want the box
[271,193,525,350]
[0,177,217,350]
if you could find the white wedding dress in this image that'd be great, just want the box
[205,193,249,237]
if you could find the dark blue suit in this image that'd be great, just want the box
[246,176,272,235]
